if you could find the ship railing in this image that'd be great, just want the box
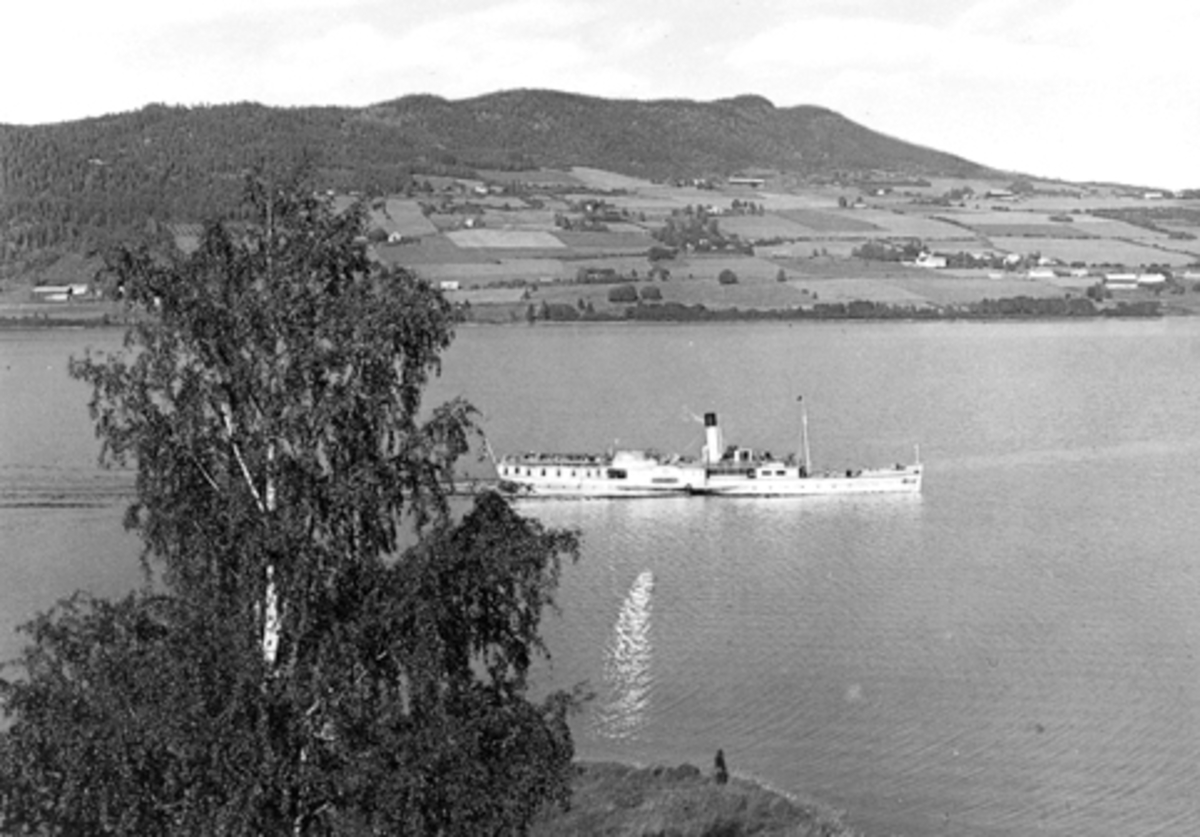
[501,452,607,465]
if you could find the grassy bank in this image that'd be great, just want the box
[531,761,860,837]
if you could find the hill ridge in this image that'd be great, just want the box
[1,88,998,275]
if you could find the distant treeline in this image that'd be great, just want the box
[0,104,469,268]
[518,296,1160,323]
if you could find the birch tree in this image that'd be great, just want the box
[0,172,579,834]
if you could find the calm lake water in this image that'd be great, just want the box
[3,320,1200,836]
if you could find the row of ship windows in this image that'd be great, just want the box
[501,466,792,479]
[502,467,792,479]
[501,466,625,479]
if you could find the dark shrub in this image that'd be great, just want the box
[608,284,639,303]
[542,302,580,321]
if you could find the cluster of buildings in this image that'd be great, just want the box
[904,248,1189,291]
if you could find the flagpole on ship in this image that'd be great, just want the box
[798,395,812,476]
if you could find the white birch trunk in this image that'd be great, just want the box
[263,442,280,666]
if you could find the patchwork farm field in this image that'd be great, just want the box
[851,210,973,239]
[410,259,567,285]
[528,275,812,312]
[767,257,931,280]
[783,278,928,306]
[444,287,529,305]
[987,237,1198,266]
[551,231,653,252]
[357,166,1200,319]
[671,255,796,281]
[373,199,439,236]
[482,208,559,227]
[569,167,656,191]
[660,279,809,310]
[446,229,565,249]
[940,209,1069,226]
[1066,216,1170,238]
[756,241,866,259]
[758,193,841,210]
[777,208,881,233]
[601,191,697,213]
[891,274,1068,305]
[375,236,475,265]
[717,215,819,240]
[968,223,1095,238]
[528,272,1072,315]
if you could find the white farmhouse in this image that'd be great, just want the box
[905,253,946,269]
[31,283,91,302]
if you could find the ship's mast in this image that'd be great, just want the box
[798,396,812,474]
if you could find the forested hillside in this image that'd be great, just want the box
[0,90,997,279]
[0,104,448,273]
[359,90,991,180]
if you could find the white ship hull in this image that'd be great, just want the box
[489,407,922,499]
[492,459,922,499]
[495,450,705,498]
[697,465,922,496]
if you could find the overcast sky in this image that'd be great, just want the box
[5,0,1197,189]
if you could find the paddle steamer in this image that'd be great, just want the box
[490,403,922,498]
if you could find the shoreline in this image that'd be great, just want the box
[531,759,864,837]
[0,304,1170,331]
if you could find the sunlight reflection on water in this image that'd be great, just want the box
[594,569,655,741]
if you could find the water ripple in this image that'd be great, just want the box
[0,464,133,508]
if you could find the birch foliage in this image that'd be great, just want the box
[0,174,580,835]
